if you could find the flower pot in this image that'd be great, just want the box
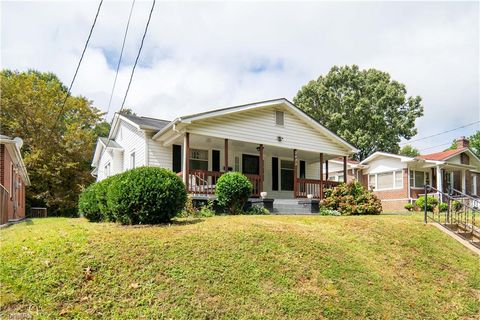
[260,192,268,199]
[307,194,314,199]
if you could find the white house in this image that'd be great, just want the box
[91,98,358,199]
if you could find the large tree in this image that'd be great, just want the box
[293,65,423,160]
[399,145,420,157]
[0,70,106,215]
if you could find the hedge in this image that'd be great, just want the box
[216,172,252,214]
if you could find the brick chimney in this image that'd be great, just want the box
[455,136,469,149]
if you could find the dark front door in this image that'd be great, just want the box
[242,154,259,175]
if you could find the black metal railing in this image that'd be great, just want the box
[423,185,479,248]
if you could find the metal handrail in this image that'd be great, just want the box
[423,184,479,248]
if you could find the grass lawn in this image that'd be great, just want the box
[1,214,479,319]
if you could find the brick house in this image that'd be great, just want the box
[0,135,30,224]
[356,137,480,210]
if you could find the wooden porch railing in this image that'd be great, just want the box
[180,170,261,197]
[295,178,339,199]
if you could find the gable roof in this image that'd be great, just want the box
[98,137,122,149]
[360,151,416,164]
[153,98,359,154]
[121,114,170,131]
[0,135,31,185]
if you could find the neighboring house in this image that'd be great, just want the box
[357,137,480,210]
[92,98,358,199]
[0,135,31,224]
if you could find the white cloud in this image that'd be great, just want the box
[1,0,479,152]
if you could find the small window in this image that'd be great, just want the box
[130,152,136,169]
[369,174,376,189]
[105,163,111,177]
[410,170,427,188]
[190,149,208,170]
[394,170,403,188]
[275,110,285,126]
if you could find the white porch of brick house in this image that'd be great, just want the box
[163,132,347,199]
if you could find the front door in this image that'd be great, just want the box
[242,154,259,175]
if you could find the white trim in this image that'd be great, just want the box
[368,169,404,191]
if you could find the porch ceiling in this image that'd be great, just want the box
[169,133,343,161]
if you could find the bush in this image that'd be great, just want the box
[78,183,101,222]
[216,172,252,214]
[247,205,270,215]
[404,203,414,212]
[452,200,462,212]
[415,196,438,212]
[438,202,448,212]
[321,181,382,215]
[108,167,187,224]
[96,175,121,221]
[318,207,341,216]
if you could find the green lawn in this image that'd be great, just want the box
[1,215,479,319]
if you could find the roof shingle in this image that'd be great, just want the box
[417,147,467,161]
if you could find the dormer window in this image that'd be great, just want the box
[275,110,284,126]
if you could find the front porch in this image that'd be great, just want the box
[175,133,347,199]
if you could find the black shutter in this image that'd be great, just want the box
[300,160,306,179]
[272,157,278,191]
[172,144,182,173]
[212,150,220,172]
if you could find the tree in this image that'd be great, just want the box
[120,108,136,116]
[468,131,480,157]
[0,70,105,215]
[399,145,420,157]
[293,65,424,160]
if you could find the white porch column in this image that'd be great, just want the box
[183,133,190,190]
[461,169,466,193]
[436,165,443,193]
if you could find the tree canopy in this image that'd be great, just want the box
[399,145,420,157]
[449,131,480,157]
[293,65,423,160]
[0,70,108,215]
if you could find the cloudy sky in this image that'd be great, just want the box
[2,0,479,153]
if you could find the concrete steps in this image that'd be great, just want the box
[271,199,319,215]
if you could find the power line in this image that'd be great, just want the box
[104,0,136,120]
[418,142,452,152]
[48,0,104,140]
[97,0,156,176]
[400,121,480,146]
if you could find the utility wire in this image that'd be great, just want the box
[104,0,136,120]
[400,121,479,146]
[48,0,104,140]
[97,0,156,176]
[418,142,453,152]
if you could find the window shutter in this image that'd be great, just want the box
[212,150,220,172]
[172,144,182,173]
[272,157,279,191]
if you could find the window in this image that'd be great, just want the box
[369,170,403,190]
[409,170,429,188]
[242,154,259,175]
[190,149,208,170]
[130,152,136,169]
[472,175,478,195]
[275,110,285,126]
[281,160,294,191]
[105,163,111,177]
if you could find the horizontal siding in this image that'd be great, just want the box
[186,106,349,155]
[148,137,172,169]
[117,121,145,170]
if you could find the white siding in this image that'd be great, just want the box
[186,106,349,155]
[116,121,146,170]
[363,157,407,174]
[147,132,172,169]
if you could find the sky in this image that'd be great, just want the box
[1,0,479,153]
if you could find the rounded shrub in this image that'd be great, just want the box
[78,183,102,222]
[438,202,448,212]
[404,203,414,212]
[216,172,252,214]
[321,181,382,215]
[96,174,122,222]
[107,167,187,224]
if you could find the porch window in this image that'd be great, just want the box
[409,170,429,188]
[190,149,208,170]
[281,160,294,191]
[242,154,259,175]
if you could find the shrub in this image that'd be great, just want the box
[404,203,414,211]
[78,183,101,222]
[318,207,341,216]
[198,200,216,217]
[321,181,382,215]
[108,167,187,224]
[438,202,448,212]
[96,175,122,221]
[216,172,252,214]
[247,205,270,215]
[415,196,438,212]
[452,200,462,212]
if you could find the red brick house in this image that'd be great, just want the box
[0,135,30,224]
[357,137,480,210]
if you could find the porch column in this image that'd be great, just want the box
[183,132,190,191]
[436,165,442,193]
[224,139,229,171]
[343,156,348,183]
[320,153,324,199]
[461,169,466,193]
[325,160,329,181]
[293,149,298,198]
[259,144,264,193]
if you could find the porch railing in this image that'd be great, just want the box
[295,178,339,199]
[180,170,261,197]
